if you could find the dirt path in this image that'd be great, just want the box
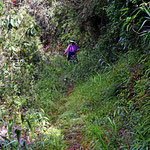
[64,124,89,150]
[66,83,74,97]
[63,84,89,150]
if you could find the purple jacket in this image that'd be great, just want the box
[64,44,79,54]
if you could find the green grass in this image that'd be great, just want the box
[47,51,150,150]
[1,48,150,150]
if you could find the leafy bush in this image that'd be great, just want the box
[0,3,42,98]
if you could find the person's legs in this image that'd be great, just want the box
[67,52,76,61]
[67,52,72,61]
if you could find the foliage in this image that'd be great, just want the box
[122,1,150,51]
[1,0,150,149]
[0,3,41,98]
[0,97,65,150]
[0,2,65,149]
[54,51,150,149]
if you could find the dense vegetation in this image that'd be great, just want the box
[0,0,150,149]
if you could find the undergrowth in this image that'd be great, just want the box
[51,51,150,149]
[1,0,150,149]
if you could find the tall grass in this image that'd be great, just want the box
[50,51,150,149]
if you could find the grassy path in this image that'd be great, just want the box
[58,84,89,150]
[64,124,85,150]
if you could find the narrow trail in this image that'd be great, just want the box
[66,83,74,97]
[62,84,89,150]
[64,124,85,150]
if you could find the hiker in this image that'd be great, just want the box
[64,40,79,61]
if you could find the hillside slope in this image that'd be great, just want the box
[0,0,150,149]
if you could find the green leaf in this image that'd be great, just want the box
[133,10,142,19]
[126,24,130,31]
[142,7,150,17]
[0,2,3,7]
[26,119,34,136]
[126,17,131,22]
[121,8,129,11]
[15,129,21,144]
[10,19,15,27]
[122,22,128,30]
[8,120,13,139]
